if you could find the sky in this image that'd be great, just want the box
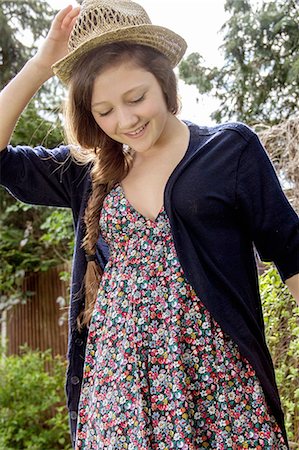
[49,0,229,124]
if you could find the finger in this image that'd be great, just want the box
[54,5,73,25]
[65,5,81,20]
[70,13,80,29]
[52,5,80,30]
[61,6,81,30]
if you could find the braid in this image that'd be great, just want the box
[78,140,133,328]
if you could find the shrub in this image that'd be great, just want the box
[260,265,299,447]
[0,347,72,450]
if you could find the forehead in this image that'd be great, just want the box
[91,61,157,102]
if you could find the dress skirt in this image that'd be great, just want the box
[76,185,287,449]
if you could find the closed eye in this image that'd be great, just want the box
[129,94,145,104]
[98,109,112,117]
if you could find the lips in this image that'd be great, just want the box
[125,122,148,138]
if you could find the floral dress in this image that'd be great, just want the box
[76,184,287,450]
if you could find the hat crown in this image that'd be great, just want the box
[69,0,152,52]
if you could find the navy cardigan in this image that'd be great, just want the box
[1,121,298,447]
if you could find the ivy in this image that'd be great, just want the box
[260,264,299,444]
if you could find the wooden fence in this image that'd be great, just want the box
[6,263,70,356]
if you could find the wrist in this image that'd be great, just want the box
[26,56,54,82]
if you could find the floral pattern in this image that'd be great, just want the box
[76,184,287,449]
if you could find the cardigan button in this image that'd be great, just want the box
[72,432,76,444]
[70,410,78,420]
[71,376,80,385]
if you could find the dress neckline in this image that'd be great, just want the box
[117,184,164,223]
[117,122,194,223]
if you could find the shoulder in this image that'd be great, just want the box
[3,144,71,160]
[183,120,262,160]
[0,143,91,193]
[185,119,257,140]
[1,144,92,172]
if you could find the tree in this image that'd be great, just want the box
[179,0,299,125]
[0,1,73,313]
[0,0,54,87]
[0,0,66,112]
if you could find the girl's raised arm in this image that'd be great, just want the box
[0,5,80,150]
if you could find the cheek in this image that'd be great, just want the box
[93,115,114,135]
[150,96,169,123]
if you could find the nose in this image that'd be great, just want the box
[116,106,139,131]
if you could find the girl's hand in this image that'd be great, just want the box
[32,5,81,74]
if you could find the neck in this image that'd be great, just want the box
[134,115,189,163]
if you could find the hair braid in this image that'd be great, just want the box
[78,140,133,328]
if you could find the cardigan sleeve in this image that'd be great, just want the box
[0,145,89,208]
[236,132,299,282]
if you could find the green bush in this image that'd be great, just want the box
[0,347,72,450]
[260,265,299,447]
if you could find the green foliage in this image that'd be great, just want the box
[0,0,54,87]
[260,265,299,445]
[40,209,74,254]
[179,53,216,94]
[11,102,64,148]
[0,347,72,449]
[179,0,299,124]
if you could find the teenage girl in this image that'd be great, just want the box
[1,1,298,448]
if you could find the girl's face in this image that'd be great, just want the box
[91,61,172,155]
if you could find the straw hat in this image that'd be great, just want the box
[52,0,187,84]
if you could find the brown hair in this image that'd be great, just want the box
[64,42,179,328]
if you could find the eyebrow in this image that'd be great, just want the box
[91,84,147,107]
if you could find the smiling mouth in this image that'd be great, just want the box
[125,123,148,137]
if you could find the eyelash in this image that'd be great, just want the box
[98,94,145,117]
[130,94,145,104]
[98,110,111,117]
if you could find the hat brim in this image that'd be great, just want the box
[52,24,187,84]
